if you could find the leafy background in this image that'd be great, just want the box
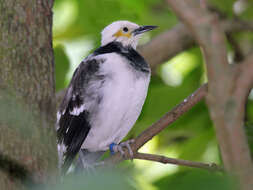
[52,0,253,189]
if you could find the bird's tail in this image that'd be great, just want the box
[58,145,105,174]
[57,143,77,175]
[61,154,75,174]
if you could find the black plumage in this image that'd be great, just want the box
[57,58,106,172]
[58,111,90,173]
[94,42,149,73]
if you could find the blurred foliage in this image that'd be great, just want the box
[209,0,236,17]
[40,169,136,190]
[53,0,253,189]
[54,45,70,91]
[154,169,238,190]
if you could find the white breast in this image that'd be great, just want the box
[82,53,150,151]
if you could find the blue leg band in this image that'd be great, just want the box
[109,143,116,155]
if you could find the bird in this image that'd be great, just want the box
[56,20,157,173]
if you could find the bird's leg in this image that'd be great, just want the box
[109,139,135,159]
[75,150,105,174]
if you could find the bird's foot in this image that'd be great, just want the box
[109,139,135,159]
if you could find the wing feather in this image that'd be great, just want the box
[57,57,106,172]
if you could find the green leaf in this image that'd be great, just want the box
[54,45,70,91]
[208,0,235,17]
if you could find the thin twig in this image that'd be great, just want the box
[134,152,223,172]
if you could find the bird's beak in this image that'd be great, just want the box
[132,25,158,36]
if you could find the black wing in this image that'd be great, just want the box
[57,58,105,173]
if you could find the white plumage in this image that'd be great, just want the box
[82,53,150,151]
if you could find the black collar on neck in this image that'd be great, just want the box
[93,42,150,73]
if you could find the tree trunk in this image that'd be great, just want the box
[0,0,57,189]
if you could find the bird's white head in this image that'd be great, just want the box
[101,20,157,49]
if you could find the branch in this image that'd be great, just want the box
[134,152,223,172]
[166,0,253,189]
[105,84,208,164]
[167,0,228,75]
[137,23,194,69]
[235,53,253,104]
[138,19,253,70]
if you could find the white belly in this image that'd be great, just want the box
[82,53,150,151]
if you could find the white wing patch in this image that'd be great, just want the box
[57,142,66,169]
[56,111,64,130]
[69,104,86,115]
[57,111,62,123]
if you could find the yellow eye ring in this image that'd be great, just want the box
[113,30,131,38]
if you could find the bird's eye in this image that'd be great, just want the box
[123,27,129,33]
